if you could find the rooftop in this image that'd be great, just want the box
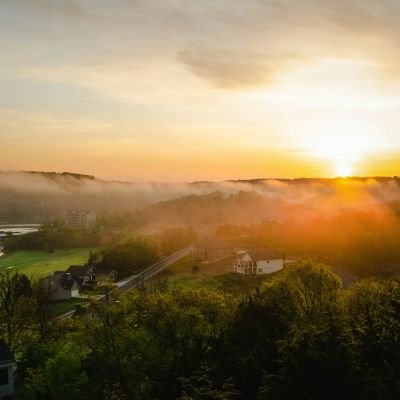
[96,269,117,275]
[195,237,231,249]
[246,248,282,262]
[65,265,93,276]
[0,340,14,365]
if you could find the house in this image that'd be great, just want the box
[95,269,118,285]
[39,265,94,301]
[39,265,117,300]
[64,265,96,286]
[39,271,80,300]
[0,340,15,400]
[192,237,234,263]
[64,210,96,228]
[234,249,285,275]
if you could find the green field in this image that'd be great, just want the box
[161,255,275,294]
[0,248,98,280]
[50,298,88,318]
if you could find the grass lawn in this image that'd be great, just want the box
[50,298,88,318]
[161,255,276,294]
[0,248,98,281]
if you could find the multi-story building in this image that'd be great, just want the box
[64,210,96,228]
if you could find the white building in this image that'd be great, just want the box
[0,340,15,400]
[234,249,285,275]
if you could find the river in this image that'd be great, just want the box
[0,224,40,257]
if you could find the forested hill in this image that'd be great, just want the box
[1,170,400,224]
[139,191,306,227]
[138,177,400,228]
[0,171,152,223]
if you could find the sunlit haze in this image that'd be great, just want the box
[1,1,400,181]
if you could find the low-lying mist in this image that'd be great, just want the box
[1,171,400,224]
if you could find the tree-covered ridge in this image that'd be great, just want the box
[1,261,399,399]
[2,170,400,224]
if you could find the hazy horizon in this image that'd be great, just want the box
[2,169,400,184]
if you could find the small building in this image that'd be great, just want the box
[64,210,96,228]
[95,269,118,285]
[39,265,95,301]
[192,237,234,263]
[64,265,96,286]
[39,265,117,300]
[234,249,285,275]
[39,271,80,300]
[0,340,15,400]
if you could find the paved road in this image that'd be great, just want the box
[330,267,358,289]
[118,247,191,292]
[58,247,191,319]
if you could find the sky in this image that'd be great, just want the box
[1,0,400,182]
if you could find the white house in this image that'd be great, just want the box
[234,249,285,275]
[0,340,15,400]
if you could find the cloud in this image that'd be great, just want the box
[177,48,301,89]
[3,0,400,91]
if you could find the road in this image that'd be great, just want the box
[118,247,191,291]
[330,267,358,289]
[58,247,191,319]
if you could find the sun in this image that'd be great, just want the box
[335,163,353,177]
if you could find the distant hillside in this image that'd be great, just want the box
[138,177,400,228]
[139,191,297,227]
[1,170,400,224]
[0,171,174,223]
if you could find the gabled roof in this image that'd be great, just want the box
[39,271,64,283]
[0,340,14,365]
[96,269,117,275]
[195,237,231,249]
[246,248,281,262]
[65,265,94,276]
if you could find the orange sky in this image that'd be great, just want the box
[1,1,400,181]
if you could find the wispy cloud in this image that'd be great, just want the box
[177,48,302,89]
[3,0,400,90]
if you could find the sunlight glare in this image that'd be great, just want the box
[335,163,353,177]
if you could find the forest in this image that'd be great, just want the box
[6,197,400,280]
[2,172,400,225]
[2,174,400,399]
[0,261,399,399]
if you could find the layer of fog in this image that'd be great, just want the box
[0,172,400,202]
[2,171,400,213]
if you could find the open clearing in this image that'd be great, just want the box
[0,248,98,280]
[160,255,276,294]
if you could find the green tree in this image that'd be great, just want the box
[24,343,88,400]
[345,279,400,398]
[95,238,159,278]
[0,270,33,353]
